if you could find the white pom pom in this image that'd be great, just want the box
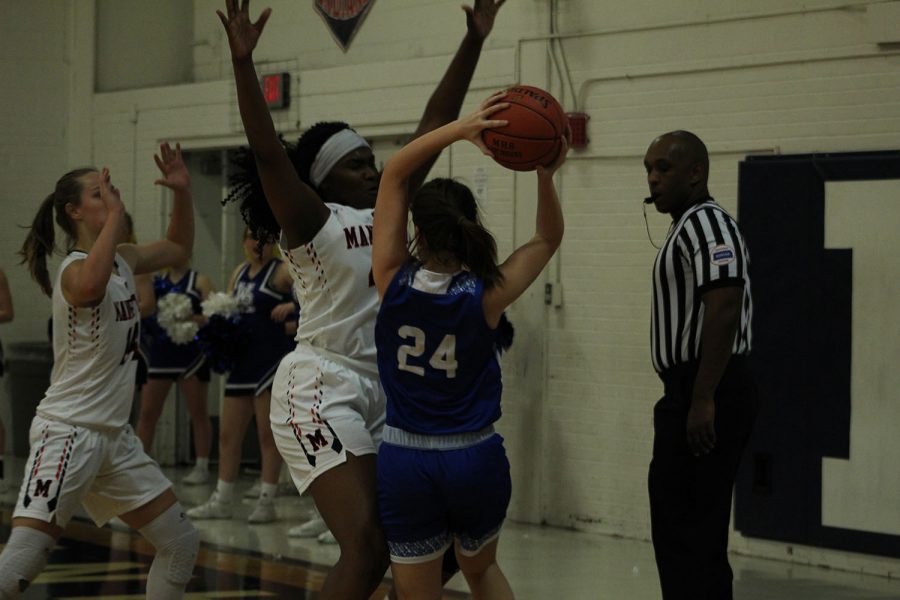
[201,291,241,318]
[156,292,198,345]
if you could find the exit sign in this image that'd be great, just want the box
[261,73,290,109]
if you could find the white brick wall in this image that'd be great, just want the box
[1,0,899,575]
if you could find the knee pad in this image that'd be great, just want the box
[138,503,200,586]
[0,526,55,597]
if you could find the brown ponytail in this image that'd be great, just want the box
[410,178,504,289]
[18,168,96,296]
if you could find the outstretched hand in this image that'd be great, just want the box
[463,0,506,41]
[217,0,272,62]
[460,90,509,157]
[154,142,191,192]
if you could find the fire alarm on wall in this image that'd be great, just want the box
[261,73,290,109]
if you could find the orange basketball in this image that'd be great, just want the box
[482,85,566,171]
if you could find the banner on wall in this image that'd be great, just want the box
[314,0,376,52]
[734,150,900,559]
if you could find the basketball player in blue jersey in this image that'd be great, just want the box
[136,259,214,485]
[188,230,294,524]
[217,0,505,596]
[371,94,567,599]
[3,143,199,598]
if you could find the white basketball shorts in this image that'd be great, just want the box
[270,345,386,495]
[13,415,172,527]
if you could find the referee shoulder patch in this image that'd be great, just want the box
[710,244,736,266]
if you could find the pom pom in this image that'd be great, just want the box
[156,292,198,345]
[196,291,253,373]
[201,291,242,318]
[195,314,250,374]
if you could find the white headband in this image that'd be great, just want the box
[309,129,370,187]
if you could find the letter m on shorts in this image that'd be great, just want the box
[305,428,329,452]
[34,479,52,498]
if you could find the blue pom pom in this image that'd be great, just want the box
[195,315,252,373]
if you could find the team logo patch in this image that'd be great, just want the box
[314,0,376,52]
[710,244,736,266]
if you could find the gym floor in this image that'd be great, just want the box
[1,465,898,599]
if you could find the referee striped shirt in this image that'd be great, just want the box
[651,198,752,373]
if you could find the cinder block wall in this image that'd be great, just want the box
[2,0,899,576]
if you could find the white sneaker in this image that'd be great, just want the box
[186,493,233,519]
[181,465,210,485]
[247,501,276,524]
[243,480,261,499]
[317,530,337,544]
[288,515,328,538]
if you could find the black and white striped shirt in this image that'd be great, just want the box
[651,198,752,373]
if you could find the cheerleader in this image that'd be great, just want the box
[187,230,294,524]
[135,259,214,485]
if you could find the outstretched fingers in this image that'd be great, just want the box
[254,7,272,33]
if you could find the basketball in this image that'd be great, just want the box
[482,85,567,171]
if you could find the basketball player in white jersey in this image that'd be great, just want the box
[217,0,505,596]
[1,143,199,599]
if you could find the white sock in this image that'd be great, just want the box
[259,482,277,503]
[194,457,208,471]
[215,479,235,503]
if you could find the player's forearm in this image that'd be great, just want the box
[164,188,195,262]
[232,57,283,164]
[535,170,564,248]
[78,208,124,300]
[384,122,463,188]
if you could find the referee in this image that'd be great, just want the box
[643,130,758,600]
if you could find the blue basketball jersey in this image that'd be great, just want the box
[375,262,502,435]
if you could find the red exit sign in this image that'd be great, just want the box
[261,73,290,109]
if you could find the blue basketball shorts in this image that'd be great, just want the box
[376,433,511,564]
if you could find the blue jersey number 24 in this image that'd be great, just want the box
[396,325,457,379]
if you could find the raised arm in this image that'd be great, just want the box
[61,168,128,307]
[118,143,194,276]
[373,93,508,297]
[482,137,568,326]
[218,0,330,247]
[407,0,506,193]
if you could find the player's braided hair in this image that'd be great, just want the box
[222,144,282,246]
[223,123,354,246]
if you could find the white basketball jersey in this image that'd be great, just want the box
[38,251,141,429]
[283,203,379,371]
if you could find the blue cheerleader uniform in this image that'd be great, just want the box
[225,259,294,397]
[145,269,209,382]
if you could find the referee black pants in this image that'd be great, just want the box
[648,356,758,600]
